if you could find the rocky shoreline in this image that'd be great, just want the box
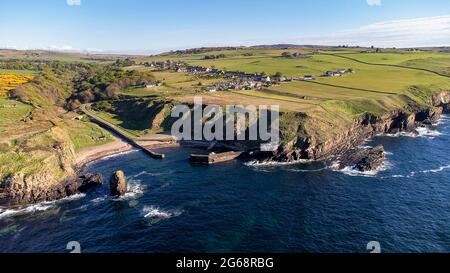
[0,139,176,207]
[261,91,450,164]
[1,91,449,207]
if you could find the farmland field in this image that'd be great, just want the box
[129,48,450,142]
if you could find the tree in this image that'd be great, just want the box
[78,91,95,103]
[68,99,81,110]
[105,83,120,99]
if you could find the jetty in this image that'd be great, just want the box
[80,104,166,160]
[190,151,244,164]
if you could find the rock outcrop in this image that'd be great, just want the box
[78,173,103,192]
[1,172,79,206]
[339,145,385,172]
[0,172,104,206]
[110,170,127,197]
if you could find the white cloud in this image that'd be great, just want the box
[367,0,381,6]
[49,45,74,51]
[66,0,81,6]
[295,15,450,48]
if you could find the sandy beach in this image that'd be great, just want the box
[75,137,180,170]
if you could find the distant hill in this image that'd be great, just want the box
[0,49,134,62]
[250,44,330,49]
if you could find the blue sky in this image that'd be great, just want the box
[1,0,450,54]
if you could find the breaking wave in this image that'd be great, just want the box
[142,206,182,223]
[245,159,330,174]
[331,160,391,177]
[128,171,162,180]
[0,193,85,220]
[96,149,139,162]
[114,178,145,201]
[91,196,108,204]
[390,164,450,178]
[384,126,443,139]
[245,159,313,167]
[433,115,450,126]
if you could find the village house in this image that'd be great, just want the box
[207,87,217,92]
[322,70,349,77]
[145,82,156,88]
[302,75,315,81]
[144,81,163,88]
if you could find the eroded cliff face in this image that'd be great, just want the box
[0,127,79,206]
[267,91,450,163]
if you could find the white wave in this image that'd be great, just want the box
[142,206,182,220]
[95,149,139,162]
[114,180,145,201]
[339,166,381,177]
[59,193,86,202]
[0,193,85,220]
[0,203,54,220]
[91,196,107,204]
[416,127,442,138]
[128,171,161,180]
[433,115,450,126]
[358,145,373,149]
[390,164,450,178]
[383,126,442,139]
[0,209,23,219]
[421,164,450,173]
[285,167,328,173]
[331,160,391,177]
[245,159,312,167]
[384,131,419,138]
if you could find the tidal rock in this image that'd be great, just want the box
[78,173,103,192]
[110,170,127,197]
[339,145,385,172]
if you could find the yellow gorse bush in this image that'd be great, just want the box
[0,74,34,97]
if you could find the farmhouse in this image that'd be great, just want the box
[144,81,163,88]
[322,70,349,77]
[302,75,315,81]
[322,71,336,77]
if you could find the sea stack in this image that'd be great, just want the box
[110,170,128,196]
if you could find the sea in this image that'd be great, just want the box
[1,115,450,253]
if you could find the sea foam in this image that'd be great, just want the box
[142,206,182,222]
[0,193,85,220]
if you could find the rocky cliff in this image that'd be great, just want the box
[0,127,95,206]
[265,91,450,163]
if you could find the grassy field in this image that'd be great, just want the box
[65,120,113,151]
[0,98,33,135]
[0,69,37,76]
[137,48,450,143]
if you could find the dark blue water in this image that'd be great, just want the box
[1,116,450,253]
